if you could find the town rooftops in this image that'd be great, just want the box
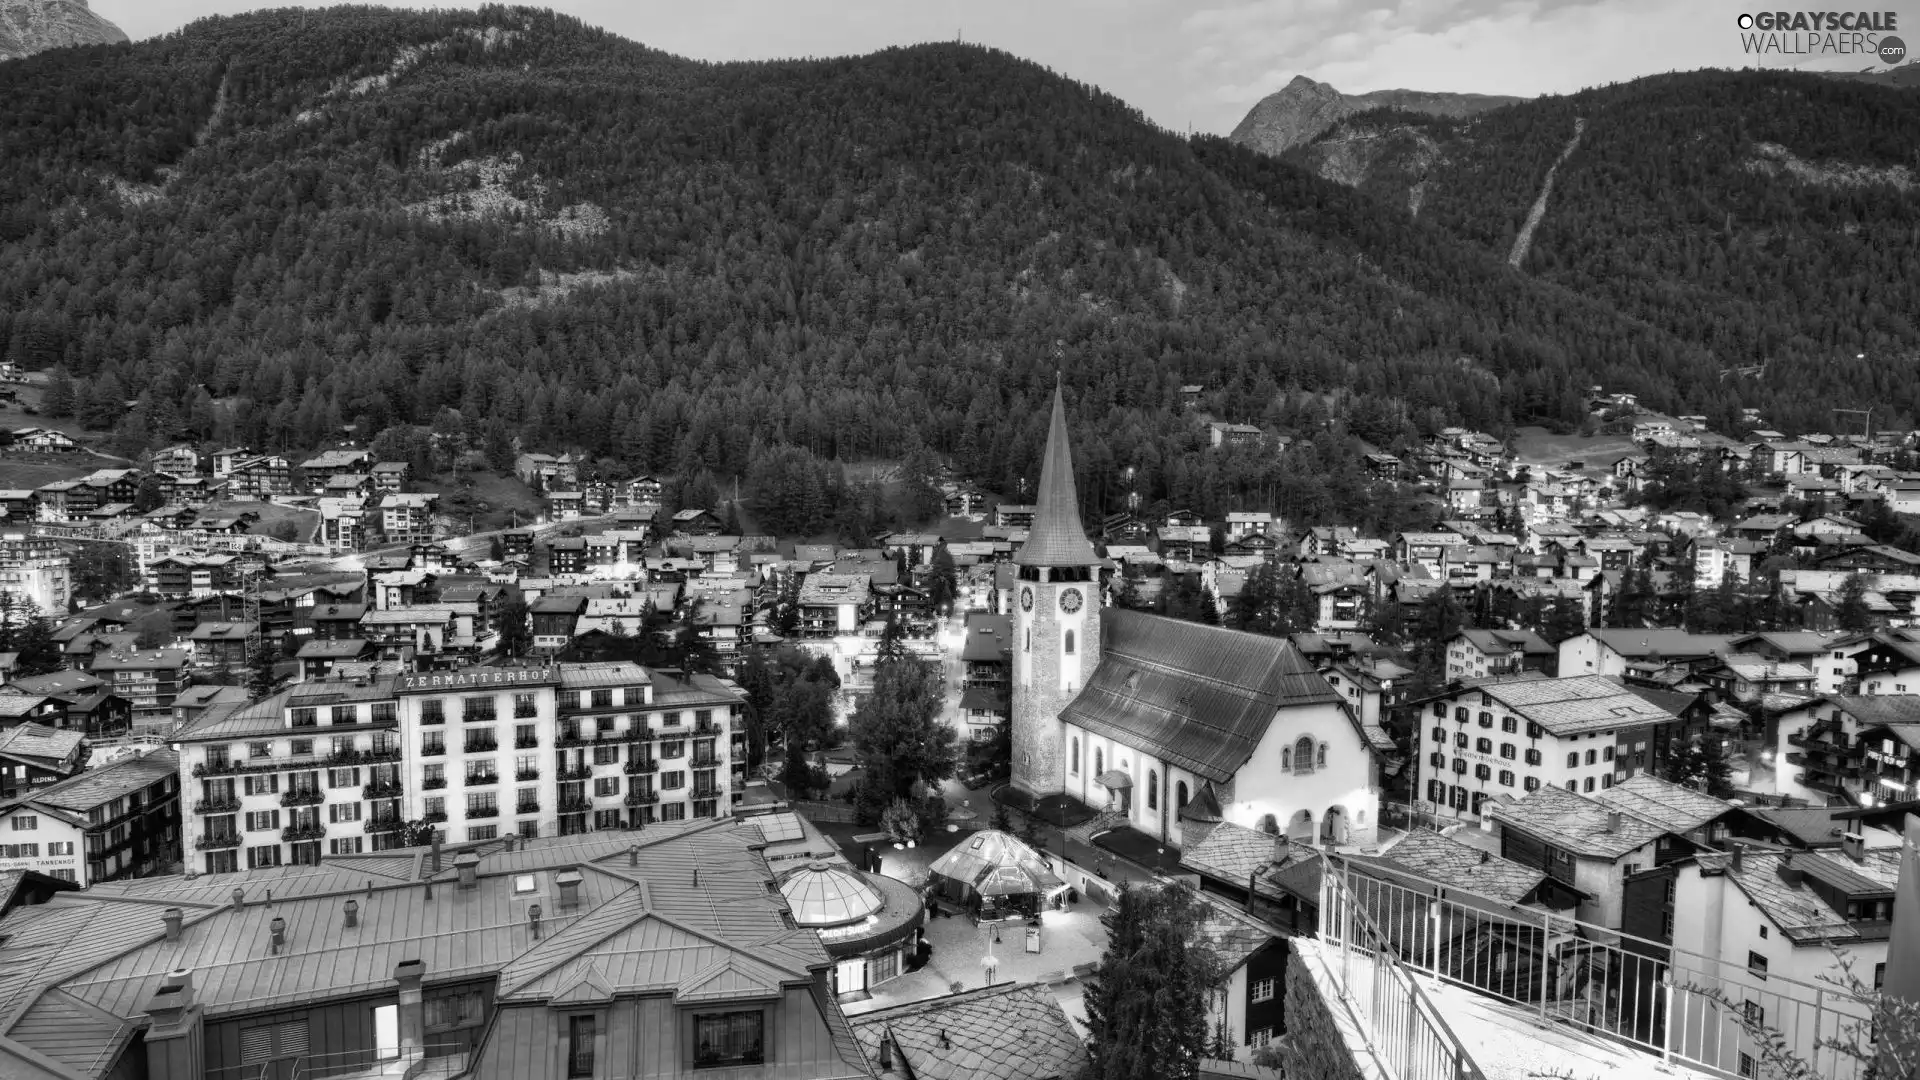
[1361,828,1561,907]
[87,650,191,672]
[850,981,1087,1080]
[0,723,84,771]
[798,573,872,607]
[1062,609,1345,783]
[294,638,373,659]
[1591,774,1733,835]
[1808,694,1920,726]
[0,821,847,1080]
[1695,847,1899,945]
[556,661,652,690]
[1579,629,1739,660]
[1455,628,1554,656]
[189,621,258,640]
[0,749,177,821]
[1487,784,1668,860]
[1475,674,1680,737]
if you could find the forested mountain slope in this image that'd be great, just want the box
[1285,71,1920,435]
[0,0,125,62]
[0,6,1898,525]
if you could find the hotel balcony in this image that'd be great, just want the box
[194,833,242,850]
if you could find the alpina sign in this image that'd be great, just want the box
[395,667,559,693]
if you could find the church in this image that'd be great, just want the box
[1010,386,1388,850]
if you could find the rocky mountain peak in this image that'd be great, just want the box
[1230,74,1524,156]
[1,0,128,62]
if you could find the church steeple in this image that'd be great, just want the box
[1015,383,1100,568]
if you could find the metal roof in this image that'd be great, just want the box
[0,819,839,1078]
[1480,675,1681,737]
[1060,609,1344,782]
[1013,386,1099,568]
[0,751,176,818]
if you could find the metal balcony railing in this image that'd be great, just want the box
[193,797,240,814]
[280,788,324,808]
[1318,855,1878,1080]
[624,791,659,806]
[194,833,242,850]
[282,824,325,843]
[623,758,658,775]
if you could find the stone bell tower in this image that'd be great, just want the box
[1010,382,1102,799]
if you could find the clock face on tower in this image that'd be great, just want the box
[1019,587,1034,612]
[1060,588,1083,614]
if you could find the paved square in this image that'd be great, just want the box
[842,898,1110,1032]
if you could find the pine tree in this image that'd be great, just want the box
[928,542,958,614]
[1082,883,1222,1080]
[1836,574,1873,632]
[246,643,279,699]
[42,367,76,418]
[850,658,955,800]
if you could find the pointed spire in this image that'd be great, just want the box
[1015,383,1100,567]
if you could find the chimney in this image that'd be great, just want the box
[343,900,359,929]
[529,904,543,940]
[1841,832,1867,864]
[430,834,442,874]
[556,868,583,912]
[268,917,287,954]
[1731,844,1745,872]
[455,852,481,890]
[938,1029,950,1050]
[1479,851,1491,865]
[629,845,639,868]
[1606,812,1624,834]
[231,887,245,911]
[162,907,183,941]
[1778,854,1804,887]
[878,1033,893,1070]
[394,960,425,1050]
[143,969,204,1080]
[503,834,517,852]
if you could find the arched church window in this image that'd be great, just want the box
[1071,739,1080,775]
[1147,771,1158,810]
[1177,782,1189,813]
[1094,748,1103,777]
[1294,736,1316,775]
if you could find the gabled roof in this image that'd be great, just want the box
[0,751,176,820]
[0,725,83,772]
[1359,829,1558,906]
[0,821,835,1078]
[1477,675,1681,737]
[1061,608,1345,783]
[1591,774,1733,834]
[850,982,1087,1080]
[1487,784,1667,860]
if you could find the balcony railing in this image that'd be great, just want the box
[514,736,540,749]
[624,791,659,807]
[516,802,540,816]
[557,764,592,781]
[694,720,721,735]
[620,726,656,743]
[194,833,242,850]
[366,816,405,833]
[363,780,403,800]
[467,806,499,819]
[1318,855,1877,1080]
[691,754,720,769]
[423,810,447,823]
[280,788,324,807]
[422,776,447,790]
[555,732,588,749]
[326,748,402,766]
[462,742,499,755]
[515,768,540,782]
[421,744,446,757]
[557,797,592,814]
[623,758,658,775]
[692,786,721,800]
[465,773,499,787]
[193,797,240,814]
[282,824,326,843]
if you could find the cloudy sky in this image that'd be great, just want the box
[89,0,1890,133]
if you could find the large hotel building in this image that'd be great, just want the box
[176,661,747,872]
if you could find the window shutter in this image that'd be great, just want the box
[240,1026,274,1063]
[277,1020,309,1056]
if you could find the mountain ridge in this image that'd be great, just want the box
[1229,74,1524,155]
[0,0,126,61]
[0,7,1914,522]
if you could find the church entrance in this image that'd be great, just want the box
[1095,768,1133,815]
